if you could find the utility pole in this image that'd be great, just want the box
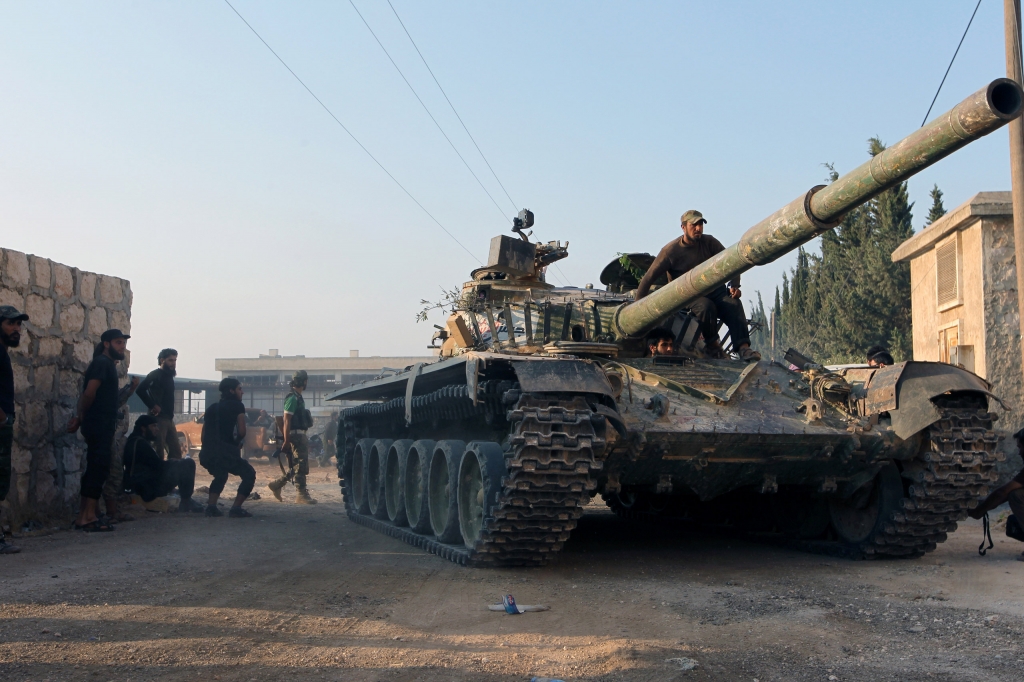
[1006,0,1024,381]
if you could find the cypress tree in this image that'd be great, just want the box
[926,184,946,225]
[766,138,915,364]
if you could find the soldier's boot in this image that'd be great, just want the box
[295,478,317,505]
[267,478,286,502]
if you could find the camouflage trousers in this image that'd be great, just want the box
[274,432,310,489]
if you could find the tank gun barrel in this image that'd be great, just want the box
[613,79,1024,338]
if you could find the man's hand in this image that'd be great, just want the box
[67,416,81,433]
[150,405,162,417]
[0,407,7,425]
[729,286,742,299]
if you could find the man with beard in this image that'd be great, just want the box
[67,329,131,532]
[635,210,761,362]
[136,348,181,460]
[123,414,202,512]
[0,306,29,554]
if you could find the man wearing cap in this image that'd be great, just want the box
[67,329,131,531]
[0,306,29,553]
[267,370,317,504]
[136,348,182,460]
[969,428,1024,562]
[635,211,761,362]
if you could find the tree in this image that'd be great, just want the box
[926,184,946,225]
[765,137,914,364]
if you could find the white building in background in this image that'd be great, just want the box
[214,349,431,417]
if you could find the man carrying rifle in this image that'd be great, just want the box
[267,371,317,504]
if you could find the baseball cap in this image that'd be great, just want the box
[680,210,706,225]
[0,305,29,323]
[100,328,131,342]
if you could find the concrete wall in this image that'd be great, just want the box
[0,247,132,528]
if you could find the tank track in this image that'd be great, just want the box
[864,406,1002,557]
[337,388,605,566]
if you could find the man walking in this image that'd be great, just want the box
[0,306,29,554]
[68,329,130,532]
[136,348,181,460]
[267,371,317,504]
[635,210,761,362]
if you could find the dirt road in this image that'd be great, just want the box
[1,460,1022,681]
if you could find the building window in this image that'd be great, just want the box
[234,374,280,387]
[935,235,960,309]
[938,322,960,365]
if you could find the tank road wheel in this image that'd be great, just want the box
[428,440,466,544]
[351,439,375,515]
[403,440,435,534]
[828,463,905,549]
[385,440,414,526]
[458,442,507,548]
[367,439,393,519]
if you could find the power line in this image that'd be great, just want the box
[222,0,481,264]
[921,0,983,127]
[348,0,511,224]
[387,0,517,212]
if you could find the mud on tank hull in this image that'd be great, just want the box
[330,353,1003,565]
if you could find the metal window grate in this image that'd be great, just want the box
[936,239,959,306]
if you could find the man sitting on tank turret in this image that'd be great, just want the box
[635,210,761,362]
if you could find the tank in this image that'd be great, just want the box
[329,79,1023,566]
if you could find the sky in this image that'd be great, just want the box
[0,1,1017,379]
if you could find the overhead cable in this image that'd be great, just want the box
[349,0,511,224]
[387,0,518,212]
[921,0,983,127]
[222,0,481,264]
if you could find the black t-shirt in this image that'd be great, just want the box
[83,354,119,424]
[123,434,164,501]
[213,398,246,447]
[1015,468,1024,486]
[137,367,175,418]
[0,345,13,419]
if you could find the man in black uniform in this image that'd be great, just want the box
[0,305,29,554]
[636,210,761,362]
[122,415,202,512]
[68,329,130,532]
[969,427,1024,562]
[199,378,256,517]
[136,348,181,460]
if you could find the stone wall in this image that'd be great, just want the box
[0,247,131,527]
[983,215,1024,434]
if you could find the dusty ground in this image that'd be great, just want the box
[2,460,1023,682]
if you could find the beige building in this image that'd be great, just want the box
[214,349,432,417]
[892,191,1022,430]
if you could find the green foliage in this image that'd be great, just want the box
[416,286,470,323]
[765,137,914,365]
[926,184,946,225]
[617,253,648,282]
[747,292,771,351]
